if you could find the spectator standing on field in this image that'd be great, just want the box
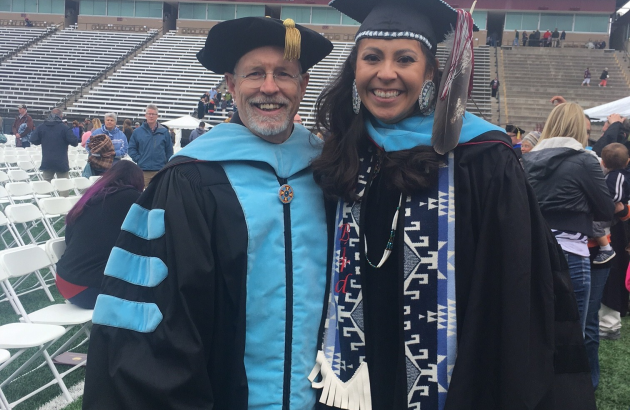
[128,104,173,187]
[29,108,78,183]
[12,104,33,148]
[188,121,206,143]
[522,31,528,46]
[560,30,566,47]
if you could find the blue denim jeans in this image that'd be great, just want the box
[563,251,591,334]
[585,267,610,390]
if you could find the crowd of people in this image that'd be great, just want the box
[7,103,173,187]
[196,87,234,119]
[2,2,627,409]
[487,28,607,49]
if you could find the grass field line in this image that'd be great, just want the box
[35,380,83,410]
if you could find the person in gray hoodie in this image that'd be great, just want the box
[188,122,206,143]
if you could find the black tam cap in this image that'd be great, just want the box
[197,17,333,74]
[329,0,478,54]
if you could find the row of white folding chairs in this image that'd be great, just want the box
[0,241,92,409]
[0,175,97,194]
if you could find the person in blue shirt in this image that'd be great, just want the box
[87,112,128,164]
[128,104,173,187]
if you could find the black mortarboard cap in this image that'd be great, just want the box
[329,0,478,54]
[197,17,333,74]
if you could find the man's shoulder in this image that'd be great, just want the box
[158,157,233,188]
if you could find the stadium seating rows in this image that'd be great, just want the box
[0,27,47,60]
[1,27,491,127]
[0,27,154,116]
[66,31,492,125]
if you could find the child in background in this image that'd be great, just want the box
[593,143,630,264]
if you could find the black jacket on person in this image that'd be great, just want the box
[523,143,614,236]
[600,70,609,80]
[29,115,78,172]
[56,187,141,288]
[593,122,628,156]
[197,100,206,119]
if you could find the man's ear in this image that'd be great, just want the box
[300,72,310,99]
[225,72,236,95]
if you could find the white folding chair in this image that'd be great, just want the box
[38,198,72,237]
[30,180,56,199]
[0,246,92,369]
[0,172,9,186]
[88,176,101,185]
[51,178,77,197]
[7,170,30,183]
[0,323,71,408]
[0,187,12,211]
[68,195,82,207]
[0,211,21,250]
[4,135,15,148]
[17,161,41,181]
[72,159,87,178]
[4,182,35,204]
[3,155,17,171]
[4,203,56,247]
[72,177,91,193]
[45,237,66,264]
[0,349,9,410]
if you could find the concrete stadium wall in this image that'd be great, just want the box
[0,12,64,25]
[76,15,162,30]
[176,19,489,46]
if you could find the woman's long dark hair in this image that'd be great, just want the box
[312,42,444,202]
[66,161,144,225]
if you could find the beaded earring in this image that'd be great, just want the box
[352,79,361,115]
[418,80,436,115]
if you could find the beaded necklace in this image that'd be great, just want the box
[363,151,403,269]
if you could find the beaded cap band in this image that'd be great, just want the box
[355,30,432,51]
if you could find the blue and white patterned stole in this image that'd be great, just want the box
[310,150,458,410]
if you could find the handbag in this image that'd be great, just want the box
[82,162,93,178]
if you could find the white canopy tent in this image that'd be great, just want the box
[162,115,203,129]
[584,96,630,122]
[162,115,207,152]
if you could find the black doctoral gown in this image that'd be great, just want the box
[318,132,596,410]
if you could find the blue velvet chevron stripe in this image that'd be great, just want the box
[121,204,165,240]
[93,294,163,333]
[104,247,168,287]
[93,203,168,334]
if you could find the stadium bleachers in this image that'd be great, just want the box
[66,31,225,121]
[0,27,49,60]
[501,47,630,131]
[0,28,155,116]
[66,35,492,126]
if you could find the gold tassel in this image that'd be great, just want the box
[283,18,301,61]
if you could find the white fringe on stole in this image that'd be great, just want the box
[308,350,372,410]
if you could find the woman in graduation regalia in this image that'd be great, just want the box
[308,1,596,409]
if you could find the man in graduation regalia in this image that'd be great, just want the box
[82,17,333,410]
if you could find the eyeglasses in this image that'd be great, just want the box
[235,71,301,87]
